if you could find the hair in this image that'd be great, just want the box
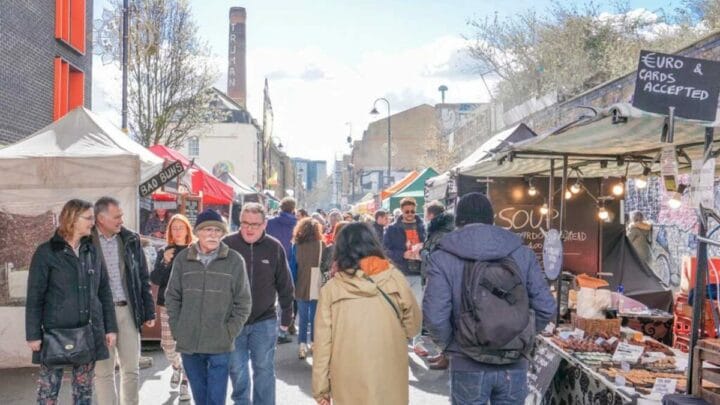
[327,211,343,227]
[58,199,94,240]
[240,202,266,221]
[333,221,350,241]
[333,222,387,275]
[311,212,326,228]
[632,211,645,223]
[280,197,296,213]
[94,196,120,215]
[399,197,417,208]
[165,214,194,245]
[374,209,388,221]
[297,208,309,218]
[293,218,323,244]
[425,200,445,217]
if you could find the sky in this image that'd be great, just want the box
[91,0,677,170]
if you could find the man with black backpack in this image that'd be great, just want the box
[423,192,556,404]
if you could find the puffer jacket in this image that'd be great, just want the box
[312,266,421,404]
[150,244,188,306]
[25,232,119,364]
[165,242,252,354]
[423,223,556,372]
[266,211,297,255]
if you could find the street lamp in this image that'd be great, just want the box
[370,97,391,191]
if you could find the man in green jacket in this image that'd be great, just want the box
[165,209,252,405]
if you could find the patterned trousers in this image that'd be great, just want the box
[159,306,182,369]
[37,362,95,404]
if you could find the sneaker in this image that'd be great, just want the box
[428,354,449,370]
[170,367,182,389]
[178,380,191,402]
[288,323,297,335]
[277,331,293,345]
[298,343,308,360]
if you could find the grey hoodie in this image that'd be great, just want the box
[422,223,556,371]
[165,242,252,354]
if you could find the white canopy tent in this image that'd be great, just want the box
[0,106,163,228]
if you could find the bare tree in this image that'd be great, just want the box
[467,1,707,108]
[98,0,218,148]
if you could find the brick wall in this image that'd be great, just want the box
[0,0,93,145]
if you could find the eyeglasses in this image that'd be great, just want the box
[403,210,416,215]
[79,215,94,222]
[241,221,264,229]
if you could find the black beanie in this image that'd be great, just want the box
[455,192,494,227]
[194,208,228,234]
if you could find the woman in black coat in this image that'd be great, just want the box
[25,199,118,404]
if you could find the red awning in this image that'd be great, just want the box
[148,145,234,205]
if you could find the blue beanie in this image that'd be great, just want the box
[455,192,494,227]
[194,209,228,234]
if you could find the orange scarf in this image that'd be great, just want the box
[359,256,390,276]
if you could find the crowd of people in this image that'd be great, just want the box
[25,192,556,405]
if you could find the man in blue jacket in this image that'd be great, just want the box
[383,197,426,274]
[266,197,297,255]
[423,192,556,404]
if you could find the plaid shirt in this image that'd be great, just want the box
[98,233,127,302]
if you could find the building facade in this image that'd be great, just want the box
[0,0,93,145]
[291,158,327,192]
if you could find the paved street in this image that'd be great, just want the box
[0,276,450,404]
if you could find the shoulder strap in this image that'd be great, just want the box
[362,274,401,321]
[317,241,323,266]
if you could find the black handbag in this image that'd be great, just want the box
[41,255,97,367]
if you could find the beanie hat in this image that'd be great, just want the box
[455,192,494,227]
[194,209,228,234]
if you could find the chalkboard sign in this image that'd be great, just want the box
[633,50,720,122]
[526,339,563,404]
[542,229,563,280]
[180,195,202,227]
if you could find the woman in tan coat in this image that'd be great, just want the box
[312,222,422,405]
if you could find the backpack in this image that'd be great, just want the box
[455,256,536,365]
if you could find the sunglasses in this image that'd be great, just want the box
[403,210,416,215]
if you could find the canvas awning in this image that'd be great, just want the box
[218,172,259,196]
[149,145,233,206]
[383,167,438,211]
[380,171,419,200]
[460,103,720,178]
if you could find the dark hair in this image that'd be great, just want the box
[333,222,387,275]
[297,208,309,218]
[374,209,387,221]
[293,217,322,244]
[280,197,296,213]
[399,197,417,208]
[425,200,445,217]
[94,196,120,215]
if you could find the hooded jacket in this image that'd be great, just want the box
[383,215,426,273]
[265,211,297,255]
[312,266,421,404]
[423,223,556,372]
[420,212,455,279]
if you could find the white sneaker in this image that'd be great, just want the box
[298,343,308,360]
[179,380,191,402]
[170,367,182,389]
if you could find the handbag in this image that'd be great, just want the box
[41,256,97,367]
[309,242,324,300]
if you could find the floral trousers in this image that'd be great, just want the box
[37,362,95,404]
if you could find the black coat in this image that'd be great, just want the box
[25,232,119,364]
[150,244,188,306]
[93,227,156,330]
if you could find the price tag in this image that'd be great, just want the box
[621,362,631,372]
[607,337,618,345]
[612,342,645,363]
[651,378,677,395]
[595,337,606,345]
[615,375,626,387]
[573,329,585,339]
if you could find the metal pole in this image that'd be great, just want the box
[121,0,129,132]
[548,160,555,230]
[556,155,569,325]
[688,126,714,393]
[386,102,392,190]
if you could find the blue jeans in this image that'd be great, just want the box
[229,318,278,405]
[296,299,317,344]
[451,369,528,405]
[181,352,230,405]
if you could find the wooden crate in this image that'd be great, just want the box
[571,313,621,337]
[692,340,720,404]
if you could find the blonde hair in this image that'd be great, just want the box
[165,214,195,245]
[58,199,93,241]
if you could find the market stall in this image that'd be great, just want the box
[383,167,437,212]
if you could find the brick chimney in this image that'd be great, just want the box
[228,7,247,108]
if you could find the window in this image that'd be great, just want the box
[188,137,200,157]
[54,58,84,120]
[55,0,86,53]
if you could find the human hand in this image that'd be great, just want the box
[106,333,117,347]
[279,325,288,332]
[163,248,175,264]
[144,319,156,328]
[27,340,41,352]
[152,231,164,238]
[316,396,331,405]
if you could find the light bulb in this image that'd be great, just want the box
[570,182,581,194]
[668,193,682,209]
[612,182,624,196]
[635,177,647,189]
[598,207,609,220]
[540,203,549,215]
[565,190,572,200]
[528,186,537,196]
